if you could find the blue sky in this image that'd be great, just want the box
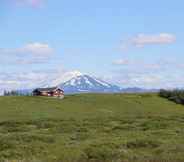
[0,0,184,91]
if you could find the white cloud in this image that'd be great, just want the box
[4,42,54,57]
[14,0,44,8]
[132,33,176,47]
[113,59,161,70]
[0,72,50,90]
[111,58,184,89]
[107,70,184,89]
[0,42,54,65]
[121,33,176,49]
[19,43,53,56]
[113,59,130,65]
[112,58,181,71]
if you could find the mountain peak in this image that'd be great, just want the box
[45,70,83,87]
[69,70,83,77]
[59,74,122,94]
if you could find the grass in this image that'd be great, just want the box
[0,93,184,161]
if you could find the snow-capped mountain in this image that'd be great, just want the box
[42,70,83,88]
[10,71,158,95]
[59,74,122,94]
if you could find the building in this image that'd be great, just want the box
[33,87,64,98]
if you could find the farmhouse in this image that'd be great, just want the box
[33,87,64,98]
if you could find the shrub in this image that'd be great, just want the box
[84,143,119,161]
[126,138,161,149]
[159,89,184,105]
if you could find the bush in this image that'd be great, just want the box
[159,89,184,105]
[126,138,161,149]
[84,143,119,161]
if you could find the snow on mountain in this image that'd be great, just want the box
[58,74,122,94]
[43,70,83,88]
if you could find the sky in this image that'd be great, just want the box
[0,0,184,92]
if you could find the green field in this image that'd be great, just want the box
[0,93,184,162]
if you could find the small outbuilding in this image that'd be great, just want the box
[33,87,64,98]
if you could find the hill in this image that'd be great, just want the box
[0,94,184,162]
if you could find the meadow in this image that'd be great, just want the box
[0,93,184,162]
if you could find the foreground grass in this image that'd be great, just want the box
[0,93,184,162]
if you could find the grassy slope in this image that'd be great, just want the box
[0,94,184,161]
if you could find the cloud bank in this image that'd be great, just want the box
[111,58,184,89]
[0,69,83,95]
[121,33,176,50]
[0,42,54,65]
[132,33,176,47]
[17,42,53,56]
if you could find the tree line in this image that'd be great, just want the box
[3,90,31,96]
[159,89,184,105]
